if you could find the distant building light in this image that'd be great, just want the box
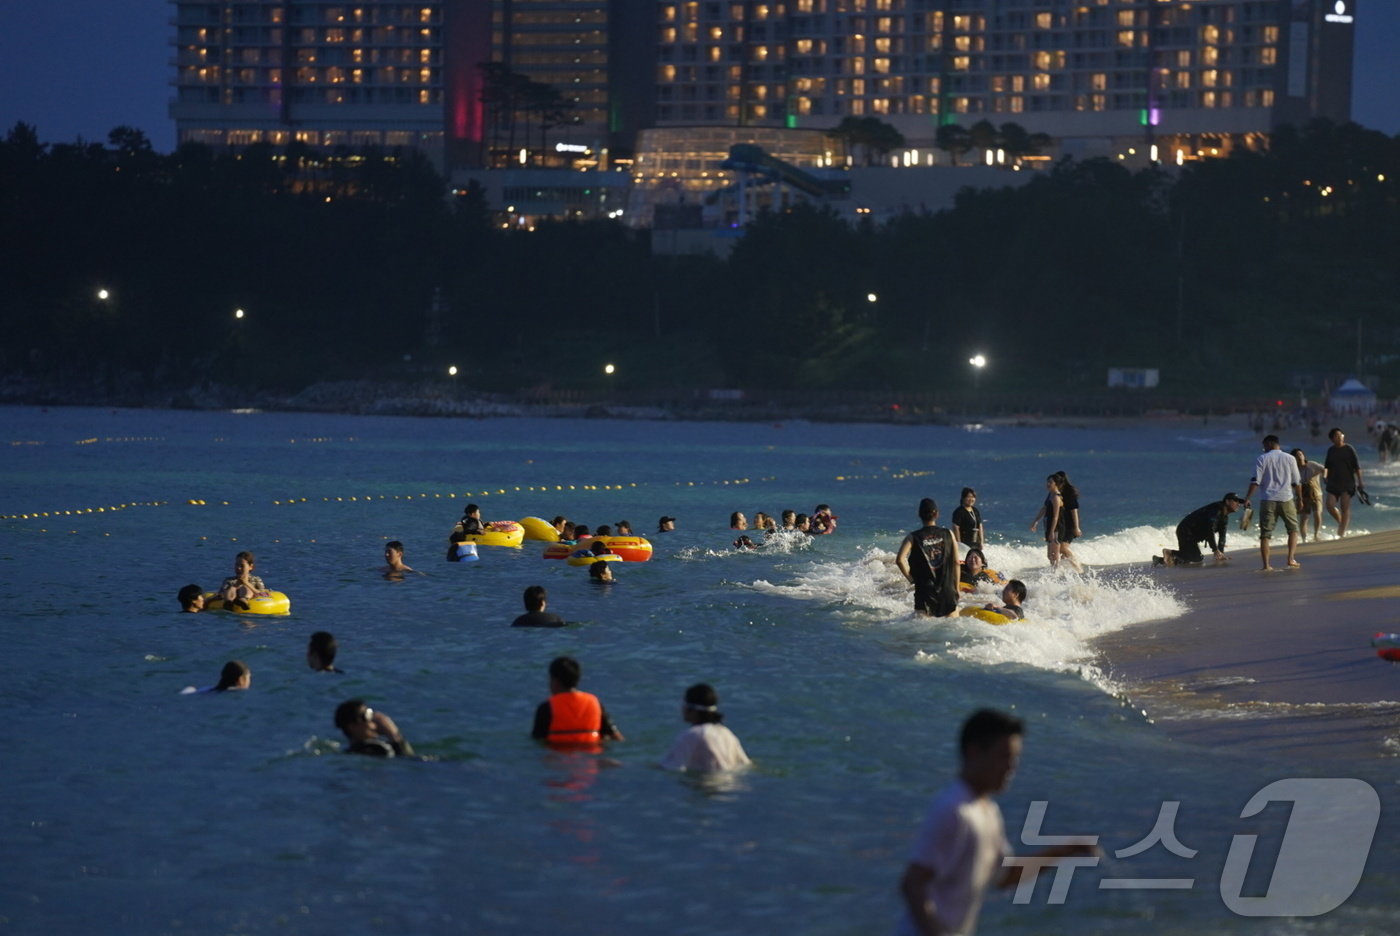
[555,142,590,154]
[1325,0,1353,22]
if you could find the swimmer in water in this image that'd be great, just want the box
[181,660,251,694]
[382,540,419,578]
[730,511,749,531]
[659,683,751,773]
[307,631,343,673]
[589,560,614,582]
[512,585,565,628]
[980,580,1027,620]
[456,504,485,536]
[615,520,633,535]
[531,656,624,746]
[219,551,268,609]
[734,535,758,550]
[334,698,414,758]
[657,516,676,533]
[177,584,205,613]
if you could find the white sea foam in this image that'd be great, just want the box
[746,526,1190,698]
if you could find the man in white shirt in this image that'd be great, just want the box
[896,710,1098,935]
[1243,434,1303,571]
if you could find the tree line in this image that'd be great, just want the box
[1,119,1397,401]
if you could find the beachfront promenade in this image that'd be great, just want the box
[1096,529,1400,761]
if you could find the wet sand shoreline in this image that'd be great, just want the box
[1094,529,1400,762]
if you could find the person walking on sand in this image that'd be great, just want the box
[895,498,960,617]
[1323,428,1365,538]
[1291,449,1325,542]
[895,709,1099,936]
[1243,435,1302,571]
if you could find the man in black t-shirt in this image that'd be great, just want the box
[895,498,960,617]
[1323,427,1364,537]
[511,584,566,628]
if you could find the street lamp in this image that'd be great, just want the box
[969,354,987,391]
[604,363,615,375]
[234,308,245,319]
[448,365,458,377]
[96,288,110,301]
[866,292,878,304]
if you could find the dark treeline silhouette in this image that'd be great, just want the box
[2,119,1398,402]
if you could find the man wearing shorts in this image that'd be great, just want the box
[1323,427,1364,538]
[895,498,960,617]
[1243,435,1302,571]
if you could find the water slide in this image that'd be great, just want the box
[718,143,849,198]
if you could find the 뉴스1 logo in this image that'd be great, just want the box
[1004,778,1380,917]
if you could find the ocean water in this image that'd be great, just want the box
[2,406,1398,935]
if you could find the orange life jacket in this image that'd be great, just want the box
[547,691,603,745]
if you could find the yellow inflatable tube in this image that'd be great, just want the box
[958,606,1020,626]
[203,591,292,615]
[518,516,561,542]
[566,552,623,567]
[458,521,525,549]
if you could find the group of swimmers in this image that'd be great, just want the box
[730,504,836,549]
[178,602,749,770]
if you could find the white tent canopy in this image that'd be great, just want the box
[1329,378,1376,414]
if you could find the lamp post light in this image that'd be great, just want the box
[234,308,245,320]
[97,288,110,301]
[448,365,458,377]
[969,354,987,392]
[604,363,615,376]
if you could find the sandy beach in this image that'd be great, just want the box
[1095,528,1400,762]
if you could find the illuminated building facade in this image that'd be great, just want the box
[654,0,1357,159]
[170,2,472,164]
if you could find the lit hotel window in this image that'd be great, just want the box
[874,57,890,73]
[755,45,769,60]
[661,64,676,81]
[1010,75,1023,92]
[953,15,970,31]
[1177,71,1191,88]
[1092,93,1105,111]
[952,56,969,70]
[420,7,432,23]
[419,89,430,103]
[1034,51,1050,69]
[852,78,865,94]
[662,5,676,21]
[875,37,891,53]
[1202,91,1216,108]
[755,4,770,18]
[1264,26,1279,43]
[419,67,431,83]
[1009,96,1023,112]
[1261,89,1273,106]
[1260,47,1276,65]
[709,46,721,61]
[1091,72,1106,90]
[662,27,676,42]
[953,96,970,113]
[1202,46,1218,65]
[710,26,723,39]
[990,75,1004,92]
[1117,10,1134,27]
[1036,12,1051,28]
[683,2,698,20]
[797,38,813,53]
[876,17,892,34]
[797,96,812,114]
[1203,25,1219,44]
[1201,69,1217,87]
[1117,30,1134,48]
[352,68,363,83]
[1177,50,1191,67]
[1033,73,1049,90]
[955,35,970,51]
[420,49,431,63]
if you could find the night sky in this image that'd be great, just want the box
[1,0,1396,151]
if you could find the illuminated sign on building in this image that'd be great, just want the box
[1325,1,1354,23]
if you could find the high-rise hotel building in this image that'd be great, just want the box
[171,0,1357,167]
[653,0,1357,156]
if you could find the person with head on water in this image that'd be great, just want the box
[177,584,205,613]
[334,698,415,758]
[895,498,960,618]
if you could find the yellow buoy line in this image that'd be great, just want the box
[7,436,168,447]
[3,469,929,525]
